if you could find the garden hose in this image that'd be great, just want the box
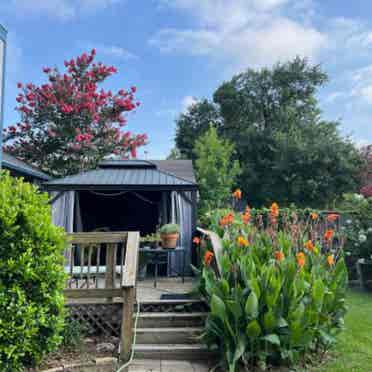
[116,299,141,372]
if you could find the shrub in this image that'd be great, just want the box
[338,193,372,261]
[61,317,85,351]
[197,200,348,371]
[0,171,67,371]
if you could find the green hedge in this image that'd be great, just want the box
[0,171,67,371]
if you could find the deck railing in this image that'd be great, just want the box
[63,231,140,362]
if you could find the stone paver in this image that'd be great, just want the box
[128,359,212,372]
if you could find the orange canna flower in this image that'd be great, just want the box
[242,205,251,224]
[310,212,318,220]
[274,251,285,262]
[304,240,315,252]
[193,237,201,245]
[237,236,249,247]
[219,212,235,227]
[327,213,339,223]
[232,189,242,199]
[324,229,334,242]
[327,254,335,266]
[296,252,306,268]
[270,202,279,218]
[204,251,214,266]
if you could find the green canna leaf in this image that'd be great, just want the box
[245,291,259,319]
[246,319,262,338]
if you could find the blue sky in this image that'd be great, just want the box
[1,0,372,159]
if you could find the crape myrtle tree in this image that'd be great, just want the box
[174,57,362,207]
[3,49,147,176]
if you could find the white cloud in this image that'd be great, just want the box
[151,0,327,70]
[181,96,198,112]
[79,41,138,60]
[349,65,372,104]
[10,0,122,21]
[325,92,346,104]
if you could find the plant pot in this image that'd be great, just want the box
[160,232,179,249]
[357,259,372,291]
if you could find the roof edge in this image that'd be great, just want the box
[2,159,51,181]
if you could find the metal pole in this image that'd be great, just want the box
[0,24,7,169]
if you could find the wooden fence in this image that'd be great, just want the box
[63,231,139,362]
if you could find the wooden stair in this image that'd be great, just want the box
[133,300,216,361]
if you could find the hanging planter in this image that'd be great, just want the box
[159,224,180,249]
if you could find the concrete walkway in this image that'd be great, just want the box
[128,359,213,372]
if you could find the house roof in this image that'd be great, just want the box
[149,160,196,183]
[45,160,197,191]
[2,153,51,181]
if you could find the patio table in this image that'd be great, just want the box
[139,246,185,288]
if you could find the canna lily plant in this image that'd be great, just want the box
[197,196,348,372]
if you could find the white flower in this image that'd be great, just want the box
[367,227,372,234]
[346,219,352,225]
[354,194,364,200]
[359,234,367,243]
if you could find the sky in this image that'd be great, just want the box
[1,0,372,159]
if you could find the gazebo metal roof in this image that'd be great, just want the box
[2,153,51,181]
[45,160,197,191]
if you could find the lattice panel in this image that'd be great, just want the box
[67,303,123,337]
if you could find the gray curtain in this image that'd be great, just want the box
[169,191,192,275]
[51,191,75,262]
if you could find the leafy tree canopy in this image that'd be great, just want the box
[175,57,362,207]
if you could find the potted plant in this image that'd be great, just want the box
[159,224,180,249]
[140,232,160,249]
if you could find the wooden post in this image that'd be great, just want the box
[120,231,140,364]
[105,243,116,289]
[120,286,135,363]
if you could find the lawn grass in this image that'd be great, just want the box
[316,289,372,371]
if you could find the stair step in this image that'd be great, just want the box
[136,312,207,328]
[138,299,208,313]
[133,344,217,360]
[135,327,203,344]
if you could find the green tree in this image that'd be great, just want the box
[175,58,361,207]
[166,147,183,160]
[175,99,220,160]
[194,125,240,214]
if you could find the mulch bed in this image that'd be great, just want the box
[27,336,119,371]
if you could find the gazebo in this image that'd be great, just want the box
[44,159,198,274]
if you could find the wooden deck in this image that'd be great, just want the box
[137,276,195,302]
[66,276,195,304]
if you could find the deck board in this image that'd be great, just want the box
[65,277,195,304]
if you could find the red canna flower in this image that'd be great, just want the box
[327,214,339,223]
[324,229,334,242]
